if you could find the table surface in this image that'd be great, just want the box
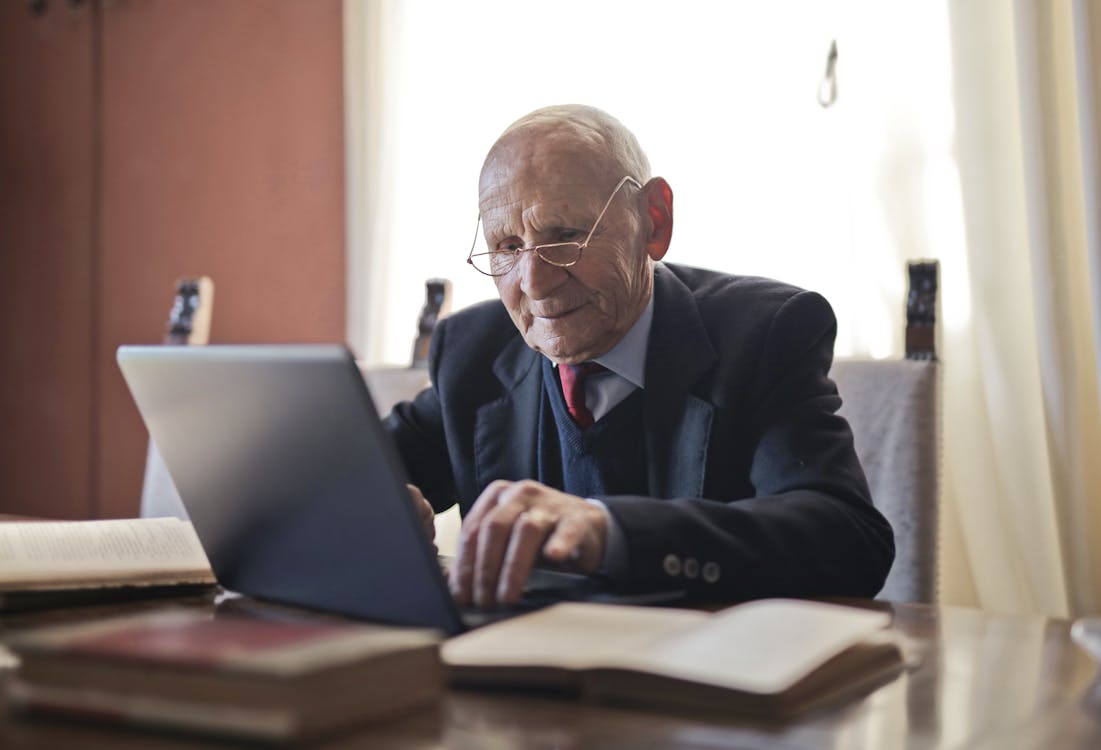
[1,596,1100,750]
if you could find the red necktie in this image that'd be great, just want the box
[559,362,606,430]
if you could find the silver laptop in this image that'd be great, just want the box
[117,344,640,635]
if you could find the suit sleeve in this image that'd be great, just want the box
[602,291,895,600]
[383,318,458,513]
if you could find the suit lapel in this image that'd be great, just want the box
[470,264,717,500]
[473,337,542,490]
[644,264,717,498]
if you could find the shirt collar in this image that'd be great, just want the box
[548,292,654,389]
[592,292,653,388]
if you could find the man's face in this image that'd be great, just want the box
[478,136,653,365]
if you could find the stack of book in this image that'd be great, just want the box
[5,608,443,742]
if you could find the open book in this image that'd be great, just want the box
[443,599,904,719]
[0,517,216,611]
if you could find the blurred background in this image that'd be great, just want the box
[3,0,1100,619]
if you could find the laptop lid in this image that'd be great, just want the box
[117,344,465,635]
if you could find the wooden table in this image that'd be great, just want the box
[1,598,1100,749]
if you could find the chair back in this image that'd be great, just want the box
[139,277,214,520]
[831,261,939,603]
[411,278,452,368]
[359,278,449,415]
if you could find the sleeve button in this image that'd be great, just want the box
[663,554,682,577]
[702,561,721,583]
[683,557,699,579]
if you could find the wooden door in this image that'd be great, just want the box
[0,1,97,519]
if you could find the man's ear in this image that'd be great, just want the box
[643,177,673,261]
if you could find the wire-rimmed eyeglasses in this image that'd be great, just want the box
[467,175,642,277]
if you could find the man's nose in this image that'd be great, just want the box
[517,247,568,298]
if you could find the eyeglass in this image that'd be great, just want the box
[467,175,643,277]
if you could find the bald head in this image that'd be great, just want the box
[480,105,651,199]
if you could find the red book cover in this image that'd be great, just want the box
[6,607,444,741]
[64,616,353,667]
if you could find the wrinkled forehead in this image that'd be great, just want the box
[478,128,622,216]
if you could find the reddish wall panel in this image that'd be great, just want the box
[96,0,346,517]
[0,3,96,519]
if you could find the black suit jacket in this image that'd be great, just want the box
[386,263,895,600]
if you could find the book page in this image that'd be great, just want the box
[0,518,214,589]
[442,603,708,670]
[606,599,892,695]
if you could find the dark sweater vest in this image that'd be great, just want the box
[537,358,648,497]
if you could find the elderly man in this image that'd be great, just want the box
[388,105,894,609]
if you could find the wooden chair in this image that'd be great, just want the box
[831,261,940,603]
[138,277,213,520]
[360,278,450,415]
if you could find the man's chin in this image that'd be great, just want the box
[527,336,607,366]
[521,314,615,364]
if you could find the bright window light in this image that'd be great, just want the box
[349,0,968,365]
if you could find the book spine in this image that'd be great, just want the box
[8,679,299,741]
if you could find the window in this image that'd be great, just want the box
[347,0,966,365]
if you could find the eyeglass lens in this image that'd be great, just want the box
[474,243,583,276]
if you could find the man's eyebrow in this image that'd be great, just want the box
[526,207,579,233]
[483,206,582,239]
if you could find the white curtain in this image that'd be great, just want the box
[344,0,1101,616]
[942,0,1101,617]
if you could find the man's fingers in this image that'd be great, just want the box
[473,502,527,607]
[405,484,435,543]
[497,510,551,604]
[543,512,604,573]
[448,527,475,606]
[449,480,512,606]
[449,480,606,607]
[461,479,510,526]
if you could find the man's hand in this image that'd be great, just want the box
[449,480,607,608]
[407,484,436,553]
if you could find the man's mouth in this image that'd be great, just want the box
[534,303,584,320]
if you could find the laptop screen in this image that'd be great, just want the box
[117,344,464,634]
